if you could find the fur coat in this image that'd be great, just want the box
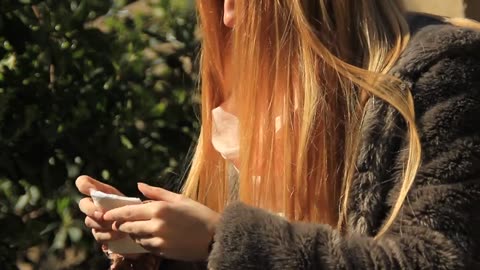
[207,14,480,270]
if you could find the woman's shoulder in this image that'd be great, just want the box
[392,13,480,80]
[389,13,480,113]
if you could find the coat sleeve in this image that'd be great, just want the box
[109,256,207,270]
[207,50,480,269]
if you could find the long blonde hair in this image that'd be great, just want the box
[183,0,421,238]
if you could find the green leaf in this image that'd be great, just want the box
[120,135,133,149]
[14,194,29,213]
[40,222,59,236]
[67,226,83,243]
[0,54,16,70]
[29,186,41,205]
[52,226,67,250]
[101,169,110,180]
[0,179,13,198]
[56,197,71,216]
[151,101,168,116]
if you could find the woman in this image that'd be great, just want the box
[77,0,480,269]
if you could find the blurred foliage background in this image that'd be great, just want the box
[0,0,198,268]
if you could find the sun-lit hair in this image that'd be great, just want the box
[183,0,422,238]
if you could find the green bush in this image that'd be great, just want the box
[0,0,198,268]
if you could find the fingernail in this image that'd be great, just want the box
[104,212,114,221]
[137,182,151,190]
[93,211,103,220]
[112,221,123,231]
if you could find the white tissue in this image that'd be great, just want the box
[90,189,149,254]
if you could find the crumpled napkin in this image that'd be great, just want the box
[90,189,149,254]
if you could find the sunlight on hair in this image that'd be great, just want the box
[184,0,427,239]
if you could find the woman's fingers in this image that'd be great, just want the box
[75,175,132,247]
[133,237,165,253]
[85,216,113,230]
[76,175,124,196]
[137,183,180,202]
[92,229,124,242]
[79,198,112,230]
[78,197,103,218]
[114,220,163,236]
[103,203,162,221]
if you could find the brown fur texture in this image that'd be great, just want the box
[207,14,480,270]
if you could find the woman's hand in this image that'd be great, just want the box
[103,183,220,262]
[75,175,126,244]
